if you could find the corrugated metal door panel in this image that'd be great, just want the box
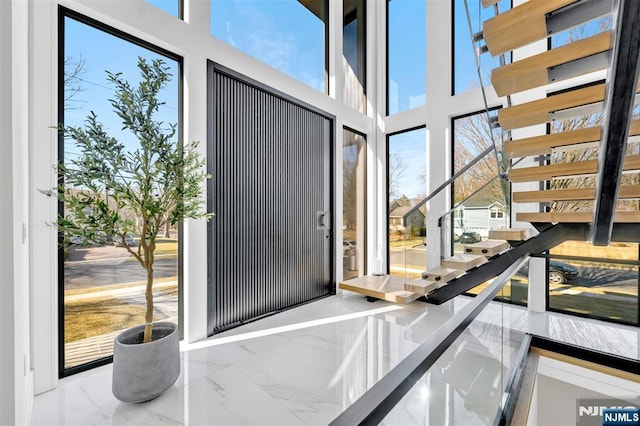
[208,66,333,335]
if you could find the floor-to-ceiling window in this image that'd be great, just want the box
[387,0,426,115]
[451,109,525,304]
[451,109,508,250]
[343,128,367,279]
[60,10,181,375]
[387,127,427,278]
[343,0,366,113]
[452,0,511,95]
[211,0,328,93]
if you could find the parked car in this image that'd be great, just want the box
[517,260,579,284]
[459,231,482,244]
[548,260,579,284]
[113,234,136,247]
[69,231,107,246]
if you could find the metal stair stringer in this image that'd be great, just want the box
[426,223,589,305]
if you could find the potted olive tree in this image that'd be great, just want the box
[51,57,210,402]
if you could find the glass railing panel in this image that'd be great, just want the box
[453,0,512,95]
[379,258,532,425]
[389,226,426,280]
[448,182,510,257]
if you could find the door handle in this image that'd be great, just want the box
[317,210,331,230]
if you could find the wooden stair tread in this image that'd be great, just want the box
[488,228,532,241]
[463,240,510,256]
[404,279,440,295]
[422,267,462,283]
[504,120,640,157]
[483,0,577,56]
[339,275,419,304]
[498,83,605,130]
[499,82,640,130]
[442,254,489,271]
[492,32,612,97]
[514,185,640,203]
[516,211,640,223]
[508,155,640,183]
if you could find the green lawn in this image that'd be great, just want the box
[64,286,177,342]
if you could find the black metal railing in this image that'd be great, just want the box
[329,257,529,425]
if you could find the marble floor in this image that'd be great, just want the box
[31,292,640,426]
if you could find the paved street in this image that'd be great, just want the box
[64,246,177,290]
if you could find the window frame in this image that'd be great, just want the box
[449,107,506,253]
[58,6,184,378]
[342,126,368,279]
[385,125,427,274]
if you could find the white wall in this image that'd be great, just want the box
[0,3,17,424]
[1,0,34,424]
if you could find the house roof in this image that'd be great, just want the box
[461,196,505,209]
[389,205,427,218]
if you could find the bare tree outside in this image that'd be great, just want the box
[388,151,406,201]
[453,110,507,205]
[549,17,640,212]
[64,55,86,109]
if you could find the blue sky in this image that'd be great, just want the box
[389,128,427,200]
[453,0,510,94]
[64,16,179,157]
[211,0,326,92]
[388,0,426,114]
[65,1,500,202]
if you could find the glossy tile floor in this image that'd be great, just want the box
[31,293,640,426]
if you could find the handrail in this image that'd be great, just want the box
[439,174,502,223]
[440,155,527,222]
[401,0,511,226]
[464,0,512,207]
[400,144,495,225]
[329,256,529,426]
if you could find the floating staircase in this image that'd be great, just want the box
[484,0,640,231]
[339,229,525,305]
[340,0,640,305]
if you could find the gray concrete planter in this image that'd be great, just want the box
[112,321,180,403]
